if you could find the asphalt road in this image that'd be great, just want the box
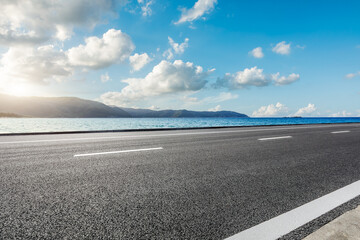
[1,123,360,239]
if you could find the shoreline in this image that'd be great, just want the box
[1,122,359,136]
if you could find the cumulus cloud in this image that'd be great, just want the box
[0,0,122,46]
[99,60,213,106]
[252,102,289,117]
[214,67,299,89]
[169,37,189,54]
[101,73,111,83]
[0,28,134,89]
[0,45,71,85]
[249,47,264,58]
[0,29,48,47]
[129,53,152,71]
[294,103,316,116]
[272,41,291,55]
[272,73,300,85]
[163,37,189,60]
[215,67,270,89]
[67,29,135,69]
[208,105,221,111]
[175,0,218,24]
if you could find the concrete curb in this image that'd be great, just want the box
[0,122,359,136]
[303,205,360,240]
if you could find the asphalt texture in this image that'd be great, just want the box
[1,123,360,239]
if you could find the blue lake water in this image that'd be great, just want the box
[0,117,360,134]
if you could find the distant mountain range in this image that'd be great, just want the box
[120,107,248,118]
[0,93,248,118]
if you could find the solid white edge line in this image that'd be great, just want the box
[0,124,358,144]
[331,130,350,134]
[258,136,292,141]
[225,180,360,240]
[74,147,163,157]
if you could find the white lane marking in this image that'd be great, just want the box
[74,147,163,157]
[331,130,350,134]
[225,180,360,240]
[0,124,358,144]
[258,136,292,141]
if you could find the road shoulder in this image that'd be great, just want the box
[280,196,360,239]
[303,205,360,240]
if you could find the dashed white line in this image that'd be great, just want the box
[331,130,350,134]
[74,147,163,157]
[225,180,360,240]
[258,136,292,141]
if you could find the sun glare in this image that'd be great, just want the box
[4,83,38,97]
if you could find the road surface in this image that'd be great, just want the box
[1,123,360,239]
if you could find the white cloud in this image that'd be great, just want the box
[0,28,47,47]
[162,49,174,60]
[0,45,71,85]
[175,0,218,24]
[169,37,189,54]
[272,73,300,85]
[249,47,264,59]
[99,60,213,106]
[182,95,199,103]
[215,67,270,89]
[67,29,135,69]
[294,103,316,116]
[0,0,122,46]
[182,92,237,109]
[148,105,160,110]
[0,28,134,89]
[252,102,289,117]
[215,66,300,89]
[138,0,153,17]
[209,105,221,111]
[330,111,353,117]
[184,92,237,106]
[296,45,306,50]
[272,41,291,55]
[208,92,238,102]
[98,92,127,107]
[101,73,111,83]
[345,72,359,79]
[55,25,73,42]
[163,37,189,60]
[346,73,356,79]
[129,53,152,72]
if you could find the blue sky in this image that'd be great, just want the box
[0,0,359,117]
